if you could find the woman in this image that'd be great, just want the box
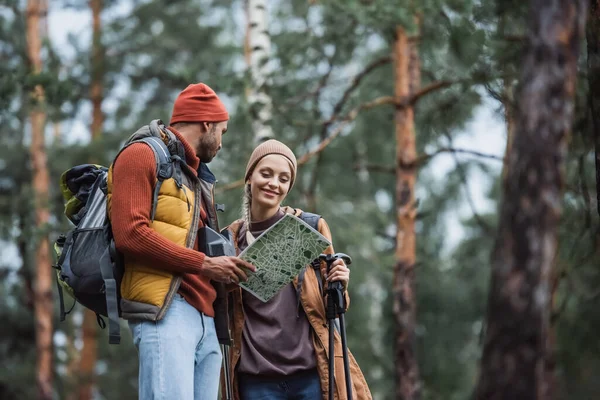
[225,140,372,400]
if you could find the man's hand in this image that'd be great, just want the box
[325,259,350,289]
[201,256,256,284]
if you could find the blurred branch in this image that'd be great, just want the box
[415,147,504,165]
[216,96,395,193]
[443,132,492,234]
[297,47,338,146]
[552,250,600,323]
[352,147,504,175]
[218,139,505,194]
[218,76,475,194]
[408,80,454,105]
[322,56,392,128]
[354,164,395,174]
[502,34,526,42]
[304,47,342,210]
[298,96,396,164]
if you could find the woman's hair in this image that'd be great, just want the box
[241,183,252,229]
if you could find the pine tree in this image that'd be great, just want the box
[475,1,587,399]
[25,0,54,398]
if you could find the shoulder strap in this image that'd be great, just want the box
[299,212,323,292]
[296,212,324,316]
[227,220,244,248]
[136,137,176,221]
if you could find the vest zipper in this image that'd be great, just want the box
[156,177,202,321]
[181,184,191,212]
[210,180,219,230]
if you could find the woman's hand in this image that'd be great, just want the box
[325,259,350,290]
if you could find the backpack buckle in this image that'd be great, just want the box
[157,162,173,180]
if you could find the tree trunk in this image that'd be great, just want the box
[246,0,274,144]
[90,0,104,138]
[393,25,421,400]
[53,121,61,143]
[498,15,515,183]
[78,1,104,397]
[501,82,515,183]
[475,1,586,399]
[26,0,53,398]
[588,0,600,219]
[78,311,98,400]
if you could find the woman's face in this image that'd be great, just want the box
[248,154,292,211]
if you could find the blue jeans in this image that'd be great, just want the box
[238,369,322,400]
[129,294,222,400]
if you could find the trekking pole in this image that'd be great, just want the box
[221,344,232,400]
[197,226,236,400]
[319,253,353,400]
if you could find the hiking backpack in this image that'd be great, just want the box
[53,120,187,344]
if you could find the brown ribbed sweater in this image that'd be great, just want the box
[110,127,216,317]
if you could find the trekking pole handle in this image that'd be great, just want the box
[319,253,352,298]
[318,253,352,270]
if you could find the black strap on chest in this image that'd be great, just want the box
[295,212,324,316]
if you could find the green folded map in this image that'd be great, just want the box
[238,213,331,302]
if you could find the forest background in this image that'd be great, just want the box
[0,0,596,399]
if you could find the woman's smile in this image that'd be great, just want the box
[261,188,279,197]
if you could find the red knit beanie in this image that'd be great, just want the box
[170,83,229,125]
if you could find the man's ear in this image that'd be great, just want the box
[200,122,211,133]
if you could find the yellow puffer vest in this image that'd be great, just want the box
[106,122,205,321]
[107,171,199,320]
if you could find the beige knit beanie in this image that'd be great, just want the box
[244,140,298,187]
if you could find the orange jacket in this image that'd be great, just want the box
[225,207,372,400]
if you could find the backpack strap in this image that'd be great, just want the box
[54,232,76,321]
[296,212,323,316]
[136,136,185,221]
[99,245,120,344]
[113,122,190,222]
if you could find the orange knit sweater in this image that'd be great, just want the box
[110,127,216,317]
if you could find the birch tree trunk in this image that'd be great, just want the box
[246,0,273,144]
[26,0,53,398]
[393,25,421,400]
[475,1,586,399]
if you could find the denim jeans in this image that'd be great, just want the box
[238,369,322,400]
[129,294,222,400]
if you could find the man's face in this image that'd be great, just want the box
[197,121,227,163]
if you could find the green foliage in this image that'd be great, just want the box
[2,0,599,398]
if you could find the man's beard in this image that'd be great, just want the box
[197,126,218,163]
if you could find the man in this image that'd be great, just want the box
[108,82,255,399]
